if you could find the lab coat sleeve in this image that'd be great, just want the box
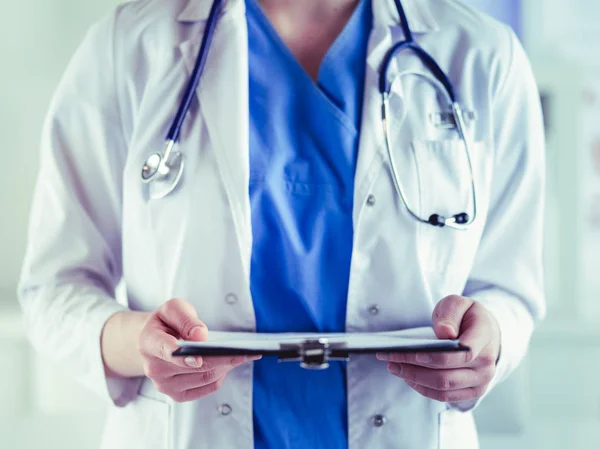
[456,27,546,410]
[18,8,141,407]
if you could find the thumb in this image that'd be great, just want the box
[432,295,474,340]
[157,298,208,341]
[188,325,208,342]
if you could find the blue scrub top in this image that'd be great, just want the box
[247,0,372,447]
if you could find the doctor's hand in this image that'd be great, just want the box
[377,295,501,403]
[138,299,261,403]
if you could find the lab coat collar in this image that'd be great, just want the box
[373,0,438,32]
[177,0,241,21]
[366,0,439,74]
[177,0,439,34]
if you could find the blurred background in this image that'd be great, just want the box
[1,0,599,447]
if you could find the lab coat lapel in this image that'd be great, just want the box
[178,1,252,276]
[353,33,389,223]
[354,28,409,221]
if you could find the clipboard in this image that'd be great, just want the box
[173,327,469,370]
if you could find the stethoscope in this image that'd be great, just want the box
[141,0,224,199]
[141,0,477,230]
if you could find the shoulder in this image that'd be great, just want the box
[67,0,201,139]
[426,0,506,28]
[423,2,543,157]
[111,0,191,39]
[421,0,528,98]
[425,0,517,58]
[77,0,192,56]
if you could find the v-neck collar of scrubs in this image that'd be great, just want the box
[247,0,371,332]
[246,0,370,125]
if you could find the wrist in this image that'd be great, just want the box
[101,310,151,378]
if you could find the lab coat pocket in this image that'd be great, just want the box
[413,140,492,275]
[101,393,171,449]
[413,140,473,222]
[438,409,479,449]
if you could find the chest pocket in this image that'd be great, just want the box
[414,138,493,277]
[413,139,477,224]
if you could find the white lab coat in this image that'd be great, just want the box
[18,0,546,448]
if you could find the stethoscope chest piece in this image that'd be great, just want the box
[141,147,185,200]
[141,153,163,181]
[139,0,224,200]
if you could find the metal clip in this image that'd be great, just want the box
[279,339,348,370]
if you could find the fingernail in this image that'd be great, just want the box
[376,353,390,361]
[440,322,456,336]
[416,354,432,364]
[184,356,198,368]
[246,354,262,361]
[388,363,402,375]
[188,326,207,341]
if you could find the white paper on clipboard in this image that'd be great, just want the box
[176,327,461,352]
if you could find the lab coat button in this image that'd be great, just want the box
[372,414,387,427]
[368,305,380,316]
[366,195,376,206]
[225,294,238,305]
[219,404,232,416]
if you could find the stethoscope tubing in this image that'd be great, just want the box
[143,0,478,229]
[167,0,225,144]
[140,0,224,193]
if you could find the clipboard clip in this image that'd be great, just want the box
[279,338,349,370]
